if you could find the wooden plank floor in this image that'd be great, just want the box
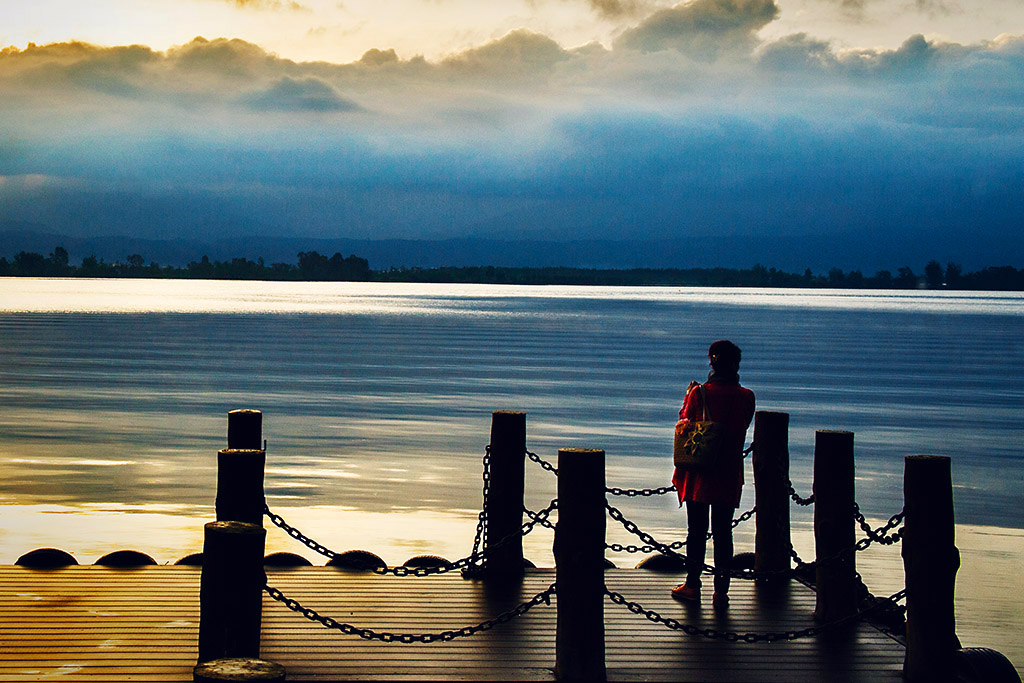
[0,565,905,681]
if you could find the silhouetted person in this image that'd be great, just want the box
[671,340,755,608]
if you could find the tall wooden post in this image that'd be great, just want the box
[484,411,526,575]
[216,449,267,526]
[228,409,263,450]
[903,455,960,681]
[554,448,606,682]
[813,430,857,622]
[752,410,791,579]
[197,521,266,663]
[218,407,267,526]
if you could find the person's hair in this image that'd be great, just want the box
[708,340,741,369]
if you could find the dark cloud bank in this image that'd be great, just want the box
[1,0,1023,271]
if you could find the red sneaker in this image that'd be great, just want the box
[671,584,701,602]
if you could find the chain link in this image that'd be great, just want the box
[788,502,906,575]
[787,479,815,506]
[605,504,756,554]
[524,504,558,530]
[526,449,558,475]
[853,502,905,546]
[265,446,555,578]
[463,445,492,576]
[265,497,552,577]
[605,501,756,578]
[607,539,683,554]
[265,581,556,644]
[264,505,339,560]
[606,484,676,497]
[604,586,906,643]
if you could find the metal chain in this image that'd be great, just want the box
[605,501,750,578]
[524,504,558,530]
[264,505,472,575]
[853,502,905,546]
[264,505,339,561]
[606,502,803,579]
[788,502,906,575]
[732,505,757,529]
[787,480,815,506]
[265,497,552,577]
[605,504,756,554]
[526,449,558,475]
[602,485,675,497]
[464,445,492,575]
[265,446,554,577]
[604,586,906,643]
[265,581,556,644]
[607,538,684,554]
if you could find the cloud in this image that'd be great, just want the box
[165,36,287,80]
[241,76,361,112]
[441,29,570,74]
[757,33,837,71]
[615,0,780,58]
[583,0,657,18]
[1,26,1023,269]
[359,48,399,66]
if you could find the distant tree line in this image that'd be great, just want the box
[1,247,1023,290]
[0,247,371,281]
[375,261,1024,290]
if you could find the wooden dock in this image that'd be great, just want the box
[0,564,906,682]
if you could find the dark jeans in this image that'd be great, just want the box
[685,501,734,594]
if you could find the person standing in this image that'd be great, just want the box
[671,340,755,608]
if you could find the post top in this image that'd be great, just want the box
[228,409,262,415]
[815,429,854,435]
[204,520,265,535]
[218,448,266,456]
[905,454,950,463]
[493,410,526,416]
[557,448,605,455]
[193,657,285,682]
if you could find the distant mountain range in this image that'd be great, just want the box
[1,223,1018,273]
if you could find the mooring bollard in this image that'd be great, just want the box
[216,449,267,526]
[218,410,266,526]
[228,409,263,450]
[197,520,266,663]
[554,448,606,682]
[903,455,960,681]
[752,410,791,579]
[813,429,857,622]
[484,410,526,575]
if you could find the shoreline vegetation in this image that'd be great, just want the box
[2,246,1023,290]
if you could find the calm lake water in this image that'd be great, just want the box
[0,278,1021,673]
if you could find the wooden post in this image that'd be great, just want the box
[216,449,267,526]
[197,521,266,663]
[813,430,857,622]
[554,448,606,682]
[752,410,791,580]
[228,409,263,450]
[903,455,960,681]
[484,410,526,575]
[219,410,267,526]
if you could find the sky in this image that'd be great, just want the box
[1,0,1023,270]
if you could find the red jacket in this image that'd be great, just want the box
[673,380,755,508]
